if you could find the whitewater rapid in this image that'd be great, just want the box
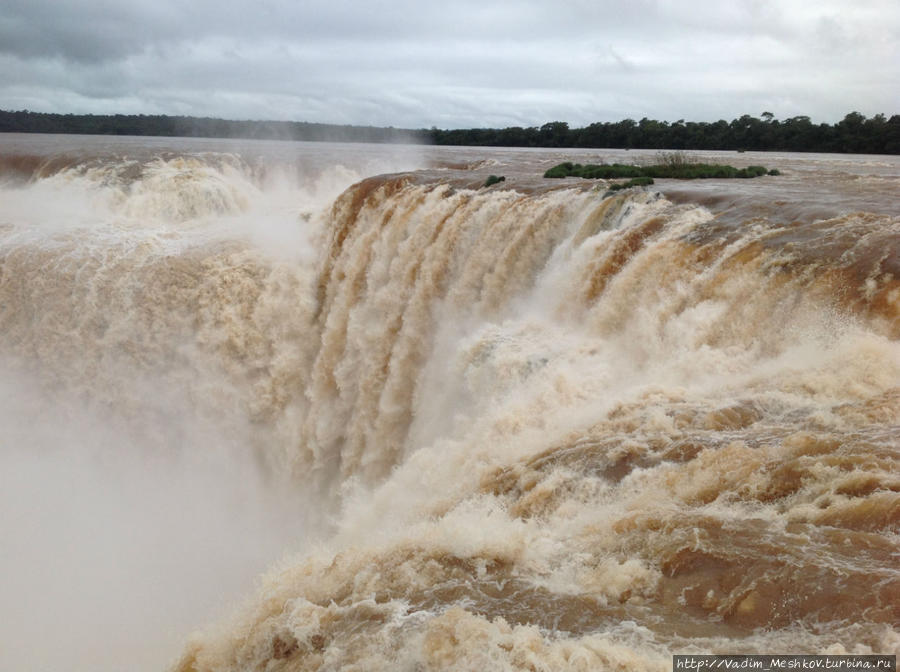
[0,136,897,671]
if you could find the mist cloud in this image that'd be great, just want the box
[0,362,316,672]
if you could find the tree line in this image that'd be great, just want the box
[0,110,423,144]
[430,113,900,154]
[1,109,898,154]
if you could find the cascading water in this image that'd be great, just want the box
[0,136,897,671]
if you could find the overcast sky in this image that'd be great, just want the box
[0,0,897,129]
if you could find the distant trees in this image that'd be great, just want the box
[0,110,427,144]
[1,110,897,154]
[431,112,900,154]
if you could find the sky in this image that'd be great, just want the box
[0,0,897,129]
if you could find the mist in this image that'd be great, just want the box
[0,360,318,672]
[0,140,437,671]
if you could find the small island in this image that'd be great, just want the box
[545,153,779,180]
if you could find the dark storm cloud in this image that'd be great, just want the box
[0,0,169,62]
[0,0,897,128]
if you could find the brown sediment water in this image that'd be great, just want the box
[0,134,897,671]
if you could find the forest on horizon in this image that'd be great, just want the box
[1,109,897,154]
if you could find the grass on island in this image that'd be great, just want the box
[545,151,780,180]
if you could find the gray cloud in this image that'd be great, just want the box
[0,0,897,128]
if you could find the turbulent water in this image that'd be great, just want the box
[0,134,898,672]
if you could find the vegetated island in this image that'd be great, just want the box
[1,109,898,154]
[544,156,779,180]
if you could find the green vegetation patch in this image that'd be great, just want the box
[483,174,506,187]
[545,161,773,180]
[545,153,773,180]
[608,176,655,191]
